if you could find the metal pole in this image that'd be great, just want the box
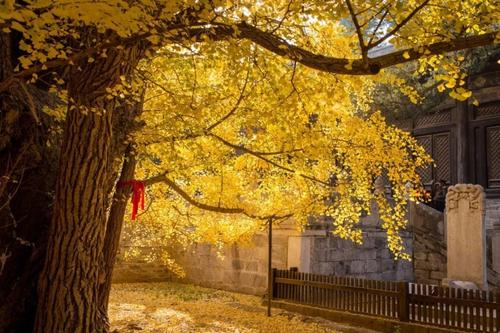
[267,217,273,317]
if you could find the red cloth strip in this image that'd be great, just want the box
[118,180,145,220]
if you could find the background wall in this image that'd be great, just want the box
[410,203,447,285]
[304,213,414,281]
[112,198,499,294]
[112,245,172,283]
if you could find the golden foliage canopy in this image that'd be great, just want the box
[1,0,498,260]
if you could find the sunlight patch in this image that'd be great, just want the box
[210,320,244,332]
[150,307,192,322]
[108,303,146,321]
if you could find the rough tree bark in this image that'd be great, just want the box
[33,41,143,333]
[99,144,137,310]
[97,90,145,312]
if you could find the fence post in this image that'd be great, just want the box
[397,281,409,322]
[271,268,277,298]
[496,292,500,332]
[267,217,273,317]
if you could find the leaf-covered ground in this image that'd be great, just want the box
[109,282,381,333]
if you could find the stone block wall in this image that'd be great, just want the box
[306,198,498,287]
[410,203,447,285]
[485,198,500,291]
[303,208,415,281]
[111,197,500,292]
[307,228,414,281]
[485,198,500,230]
[112,228,294,294]
[169,222,299,296]
[112,245,173,283]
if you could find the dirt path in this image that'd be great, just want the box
[109,282,382,333]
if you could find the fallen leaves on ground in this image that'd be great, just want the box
[109,282,379,333]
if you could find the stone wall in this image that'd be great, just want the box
[302,207,414,281]
[112,245,173,283]
[169,221,299,296]
[411,203,446,285]
[167,214,416,293]
[308,229,414,281]
[112,206,420,290]
[486,198,500,291]
[111,221,298,293]
[111,198,500,292]
[485,198,500,230]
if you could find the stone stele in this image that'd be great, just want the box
[444,184,486,289]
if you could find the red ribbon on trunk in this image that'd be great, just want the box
[119,180,145,220]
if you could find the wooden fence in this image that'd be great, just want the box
[272,269,500,332]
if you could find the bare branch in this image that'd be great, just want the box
[359,4,389,28]
[354,3,378,16]
[136,69,177,98]
[368,0,431,49]
[206,65,251,131]
[367,7,390,46]
[270,0,294,34]
[345,0,367,61]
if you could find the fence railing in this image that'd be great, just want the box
[272,269,500,333]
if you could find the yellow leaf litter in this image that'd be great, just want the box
[109,282,381,333]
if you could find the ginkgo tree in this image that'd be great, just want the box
[126,39,428,258]
[0,1,498,333]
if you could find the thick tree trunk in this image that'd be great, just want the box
[33,99,114,333]
[98,93,145,311]
[33,43,142,333]
[99,145,137,310]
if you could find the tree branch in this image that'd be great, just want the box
[345,0,367,61]
[144,172,245,214]
[187,22,497,75]
[372,32,497,68]
[367,7,390,46]
[209,133,332,187]
[270,0,294,34]
[0,19,496,95]
[206,65,251,131]
[368,0,430,49]
[143,171,292,220]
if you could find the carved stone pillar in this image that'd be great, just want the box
[444,184,486,289]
